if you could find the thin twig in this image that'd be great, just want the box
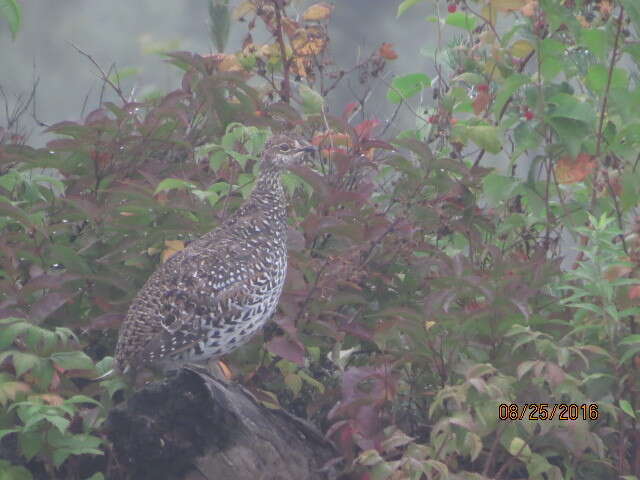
[69,42,128,104]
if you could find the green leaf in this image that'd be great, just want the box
[579,28,607,59]
[0,0,21,39]
[387,73,431,104]
[0,321,28,350]
[445,11,476,31]
[620,334,640,345]
[619,344,640,365]
[620,399,636,419]
[548,93,595,123]
[12,352,40,378]
[154,178,196,194]
[50,244,92,275]
[0,428,18,442]
[585,64,629,93]
[50,351,95,371]
[620,0,640,31]
[508,437,532,458]
[84,474,105,480]
[397,0,426,17]
[539,39,565,80]
[493,73,530,116]
[548,119,589,157]
[284,373,302,396]
[18,431,44,461]
[483,173,518,205]
[209,1,231,53]
[462,125,502,154]
[299,84,324,115]
[45,415,71,435]
[0,459,33,480]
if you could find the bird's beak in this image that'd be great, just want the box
[294,140,317,155]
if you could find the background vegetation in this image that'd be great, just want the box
[1,0,640,478]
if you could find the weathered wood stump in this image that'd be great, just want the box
[105,369,336,480]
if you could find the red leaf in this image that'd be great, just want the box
[266,335,305,365]
[19,273,81,299]
[85,108,110,125]
[354,119,380,140]
[378,42,398,60]
[628,285,640,300]
[342,102,359,119]
[30,291,77,322]
[88,313,125,331]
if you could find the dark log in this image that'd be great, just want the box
[104,368,337,480]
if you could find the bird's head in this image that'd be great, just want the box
[261,134,316,170]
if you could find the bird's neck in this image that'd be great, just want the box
[245,164,287,225]
[250,164,285,204]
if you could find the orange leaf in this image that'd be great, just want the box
[303,2,333,21]
[32,393,65,406]
[473,90,491,115]
[292,26,327,56]
[554,154,596,184]
[629,285,640,300]
[162,240,185,263]
[379,42,398,60]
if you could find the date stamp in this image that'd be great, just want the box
[498,403,599,421]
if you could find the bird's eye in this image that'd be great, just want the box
[279,144,291,152]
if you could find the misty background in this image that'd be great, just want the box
[1,1,442,146]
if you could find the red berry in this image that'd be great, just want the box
[428,115,438,124]
[448,4,457,13]
[524,110,535,121]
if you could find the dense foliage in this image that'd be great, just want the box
[1,0,640,478]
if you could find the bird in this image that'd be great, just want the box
[111,133,315,378]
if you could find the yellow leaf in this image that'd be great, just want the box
[521,0,538,16]
[491,0,527,11]
[303,2,333,21]
[0,381,31,406]
[162,240,185,263]
[232,0,256,20]
[511,39,534,58]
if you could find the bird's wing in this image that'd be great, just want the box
[132,236,260,364]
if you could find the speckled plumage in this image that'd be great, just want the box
[114,134,314,375]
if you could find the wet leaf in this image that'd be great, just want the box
[266,335,305,366]
[554,154,596,184]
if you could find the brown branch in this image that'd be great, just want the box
[272,0,291,103]
[69,42,128,105]
[595,5,625,159]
